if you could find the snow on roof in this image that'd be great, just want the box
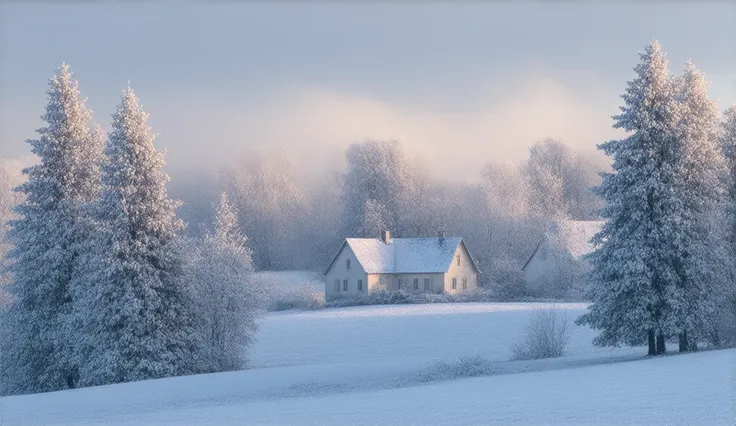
[547,220,604,258]
[328,237,468,274]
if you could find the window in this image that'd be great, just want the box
[334,279,340,292]
[457,255,460,266]
[358,279,363,291]
[398,278,402,290]
[346,258,351,270]
[452,278,457,289]
[424,278,430,291]
[413,278,419,290]
[343,279,348,291]
[462,277,467,290]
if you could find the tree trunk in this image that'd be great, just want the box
[648,329,656,356]
[656,333,666,355]
[679,331,689,353]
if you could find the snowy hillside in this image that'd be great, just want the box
[1,303,733,425]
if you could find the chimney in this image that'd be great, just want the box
[381,231,391,245]
[438,230,445,243]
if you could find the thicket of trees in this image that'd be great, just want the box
[577,41,736,354]
[0,66,261,395]
[171,136,605,297]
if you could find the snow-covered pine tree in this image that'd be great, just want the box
[669,61,726,352]
[76,87,198,387]
[576,41,683,356]
[721,106,736,246]
[189,192,262,372]
[715,105,736,347]
[0,64,102,395]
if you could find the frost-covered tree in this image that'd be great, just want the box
[0,64,102,395]
[715,105,736,347]
[342,139,417,237]
[669,61,726,351]
[577,42,683,356]
[357,198,389,238]
[188,192,262,372]
[721,106,736,246]
[524,139,569,220]
[220,149,309,271]
[523,138,604,221]
[0,159,28,307]
[75,87,198,387]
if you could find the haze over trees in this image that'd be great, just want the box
[1,40,735,395]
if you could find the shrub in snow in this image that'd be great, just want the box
[265,282,326,311]
[409,355,495,385]
[486,257,527,301]
[255,271,326,311]
[325,287,500,308]
[512,308,571,360]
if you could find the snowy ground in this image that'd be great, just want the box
[1,303,733,425]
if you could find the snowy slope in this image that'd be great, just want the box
[1,303,733,425]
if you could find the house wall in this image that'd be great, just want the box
[443,242,478,294]
[390,273,445,293]
[367,274,388,292]
[324,244,368,296]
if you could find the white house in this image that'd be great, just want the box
[521,220,604,296]
[323,232,480,296]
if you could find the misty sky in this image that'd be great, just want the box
[1,3,734,181]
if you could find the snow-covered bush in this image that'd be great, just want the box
[326,287,499,308]
[186,193,265,372]
[409,355,495,385]
[512,308,571,360]
[266,283,325,311]
[254,271,325,311]
[486,257,527,301]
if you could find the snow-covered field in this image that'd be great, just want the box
[1,303,734,425]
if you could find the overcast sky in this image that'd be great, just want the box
[1,3,734,181]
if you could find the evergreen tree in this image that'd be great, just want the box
[188,192,261,372]
[576,42,683,355]
[670,62,725,351]
[77,87,198,386]
[0,64,102,394]
[715,105,736,347]
[721,106,736,246]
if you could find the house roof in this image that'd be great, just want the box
[323,237,480,275]
[521,220,604,271]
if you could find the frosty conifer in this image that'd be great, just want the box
[669,61,725,351]
[721,106,736,245]
[0,64,103,395]
[576,42,683,355]
[77,87,198,386]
